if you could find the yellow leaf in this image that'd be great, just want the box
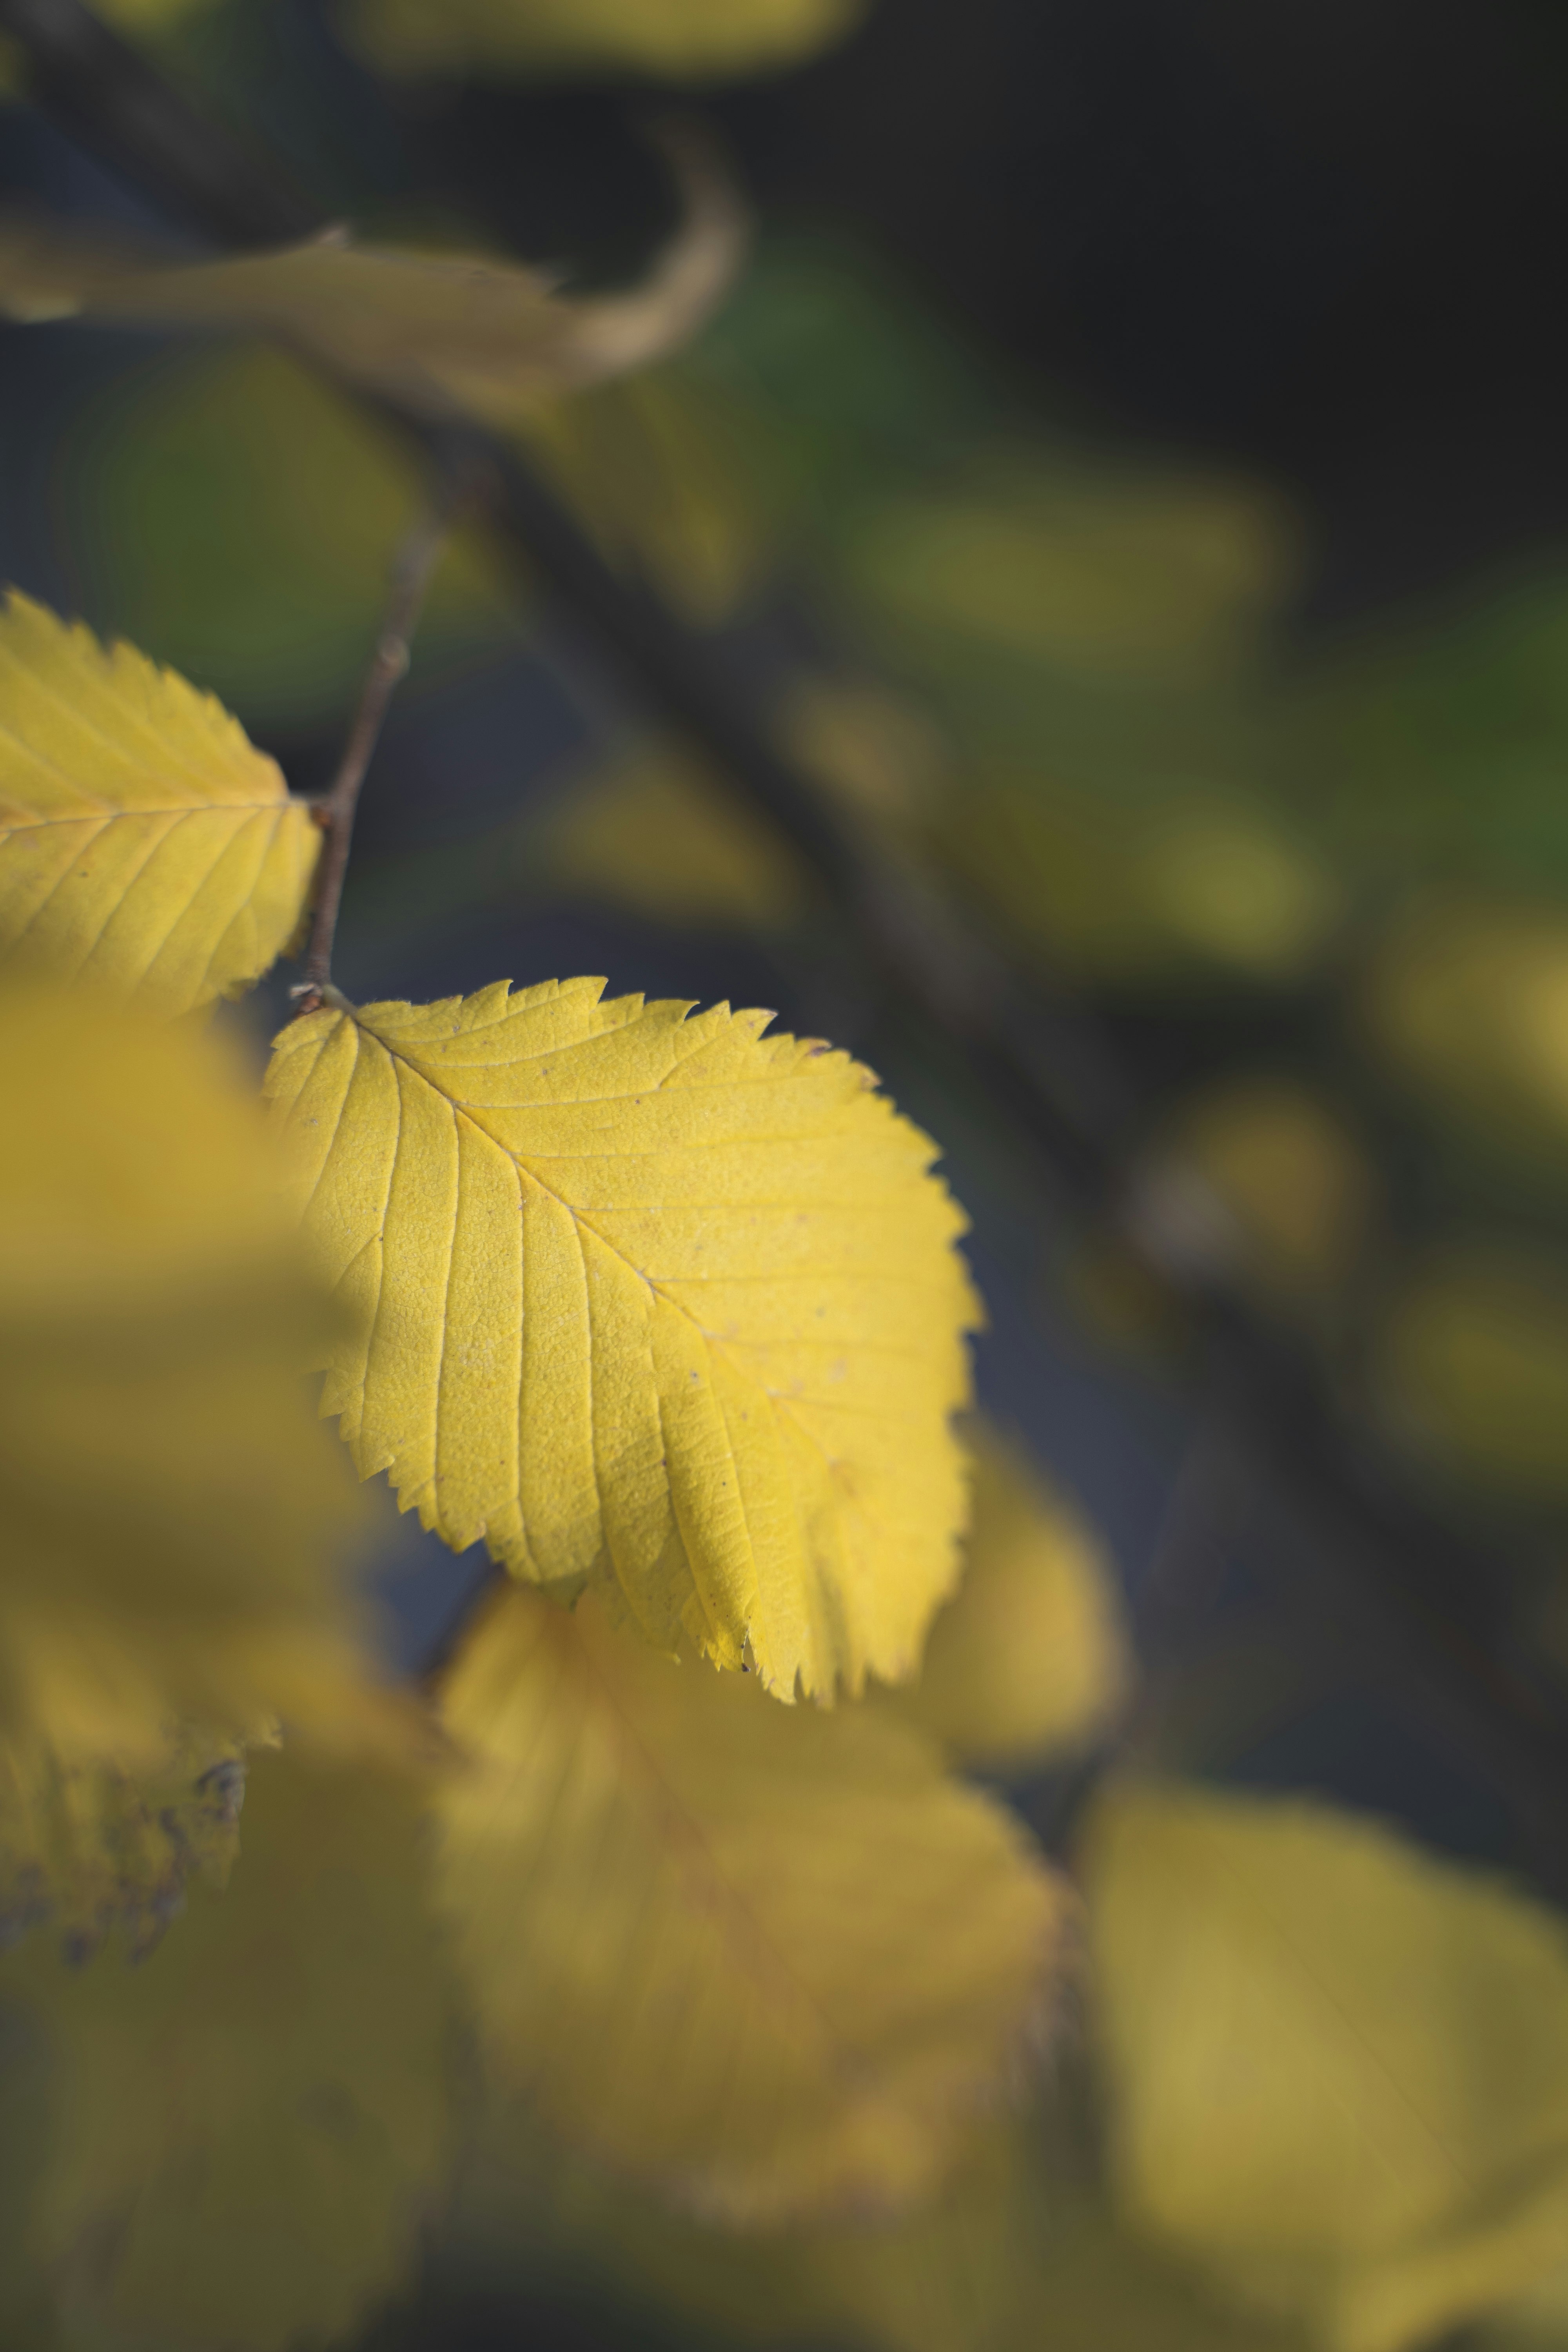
[877,1423,1130,1773]
[3,1746,451,2352]
[539,740,808,929]
[0,131,743,425]
[0,982,377,1943]
[0,593,319,1016]
[436,1585,1067,2222]
[342,0,867,80]
[1083,1780,1568,2352]
[1373,1247,1568,1497]
[267,978,978,1701]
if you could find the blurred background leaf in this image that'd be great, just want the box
[1083,1781,1568,2352]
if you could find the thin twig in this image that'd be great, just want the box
[290,492,461,1017]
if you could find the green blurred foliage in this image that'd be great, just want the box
[341,0,869,82]
[1289,573,1568,891]
[61,343,518,731]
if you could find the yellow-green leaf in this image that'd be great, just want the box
[3,1746,451,2352]
[267,978,978,1701]
[1366,898,1568,1166]
[1150,1078,1377,1301]
[877,1422,1130,1773]
[437,1585,1067,2222]
[65,341,517,731]
[342,0,867,81]
[0,594,319,1015]
[520,368,779,626]
[778,673,952,830]
[1083,1780,1568,2352]
[0,981,379,1952]
[1372,1247,1568,1498]
[538,740,808,930]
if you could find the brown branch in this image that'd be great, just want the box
[290,489,463,1017]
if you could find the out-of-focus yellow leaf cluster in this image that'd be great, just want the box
[342,0,869,81]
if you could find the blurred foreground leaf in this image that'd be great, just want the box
[0,982,376,1952]
[0,593,318,1014]
[1084,1780,1568,2352]
[877,1422,1131,1773]
[2,1746,450,2352]
[436,1586,1068,2223]
[0,1730,244,1965]
[269,978,978,1702]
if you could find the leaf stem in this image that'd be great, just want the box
[291,490,460,1017]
